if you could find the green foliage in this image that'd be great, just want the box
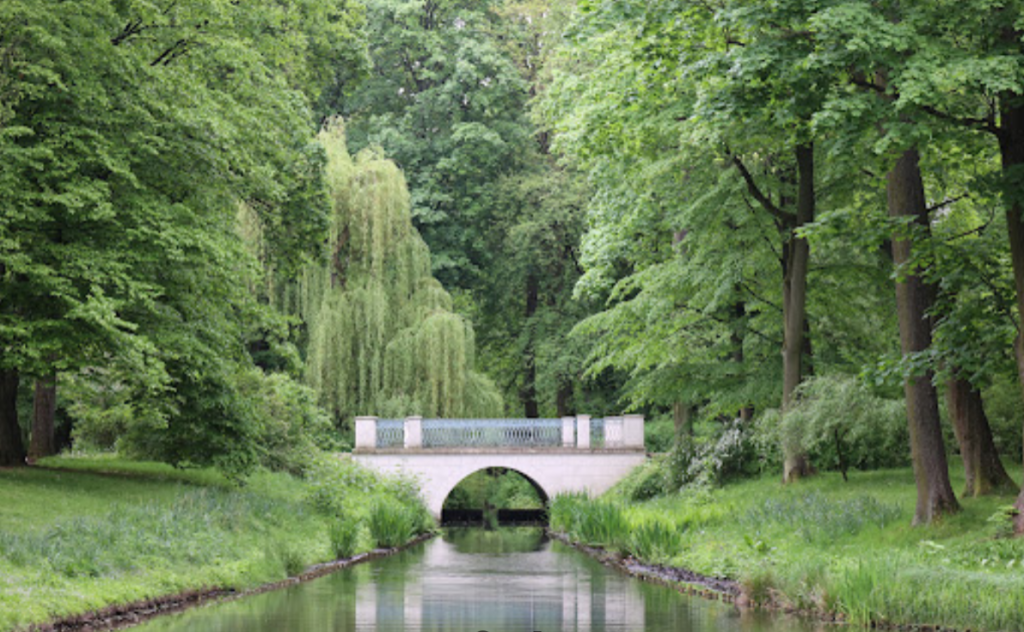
[982,374,1024,463]
[625,517,684,564]
[297,122,501,425]
[0,0,366,471]
[303,453,432,551]
[367,498,418,549]
[69,364,336,479]
[610,456,671,502]
[549,493,629,550]
[328,518,362,559]
[340,0,532,289]
[643,415,677,453]
[303,453,383,516]
[663,420,761,492]
[766,375,909,478]
[443,469,545,510]
[0,457,436,630]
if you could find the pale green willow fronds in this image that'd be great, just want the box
[301,119,501,425]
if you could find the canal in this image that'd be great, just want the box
[131,528,814,632]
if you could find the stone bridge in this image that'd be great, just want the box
[351,415,647,519]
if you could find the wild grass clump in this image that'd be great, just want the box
[368,498,418,548]
[550,492,630,550]
[328,519,362,559]
[828,556,1024,631]
[626,517,683,563]
[574,501,629,549]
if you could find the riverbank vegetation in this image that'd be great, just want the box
[4,1,1024,630]
[551,466,1024,632]
[0,455,432,632]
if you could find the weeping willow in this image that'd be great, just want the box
[298,120,501,425]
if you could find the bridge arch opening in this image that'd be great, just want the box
[440,467,549,526]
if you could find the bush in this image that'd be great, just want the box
[644,415,677,453]
[983,374,1024,463]
[237,370,339,475]
[610,456,668,501]
[303,453,383,516]
[664,419,759,491]
[768,375,908,478]
[304,454,432,549]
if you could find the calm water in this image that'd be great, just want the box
[131,528,814,632]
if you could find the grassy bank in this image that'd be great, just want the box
[551,465,1024,632]
[0,454,433,631]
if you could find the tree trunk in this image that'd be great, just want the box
[29,372,57,461]
[888,148,959,525]
[672,401,694,442]
[946,377,1016,496]
[997,95,1024,533]
[0,369,26,467]
[782,142,815,483]
[520,272,540,418]
[555,379,573,417]
[731,301,753,422]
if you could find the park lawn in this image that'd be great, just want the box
[0,456,338,632]
[557,464,1024,631]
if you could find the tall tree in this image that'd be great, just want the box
[297,121,502,423]
[339,0,532,289]
[0,0,365,471]
[887,148,960,523]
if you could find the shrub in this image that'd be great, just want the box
[610,456,668,501]
[769,375,908,478]
[643,415,677,453]
[664,419,759,491]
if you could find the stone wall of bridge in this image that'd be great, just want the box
[351,450,648,519]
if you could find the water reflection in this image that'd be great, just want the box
[131,528,812,632]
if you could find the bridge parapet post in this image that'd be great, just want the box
[561,417,575,447]
[404,416,423,449]
[355,416,378,451]
[576,414,591,449]
[623,414,644,449]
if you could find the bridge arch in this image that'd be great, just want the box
[439,465,550,514]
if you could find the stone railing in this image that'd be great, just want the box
[354,415,644,451]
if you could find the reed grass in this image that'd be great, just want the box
[368,499,417,548]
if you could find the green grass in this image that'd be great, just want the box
[0,454,433,632]
[550,464,1024,632]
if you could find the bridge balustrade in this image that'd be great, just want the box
[423,418,563,448]
[354,414,644,451]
